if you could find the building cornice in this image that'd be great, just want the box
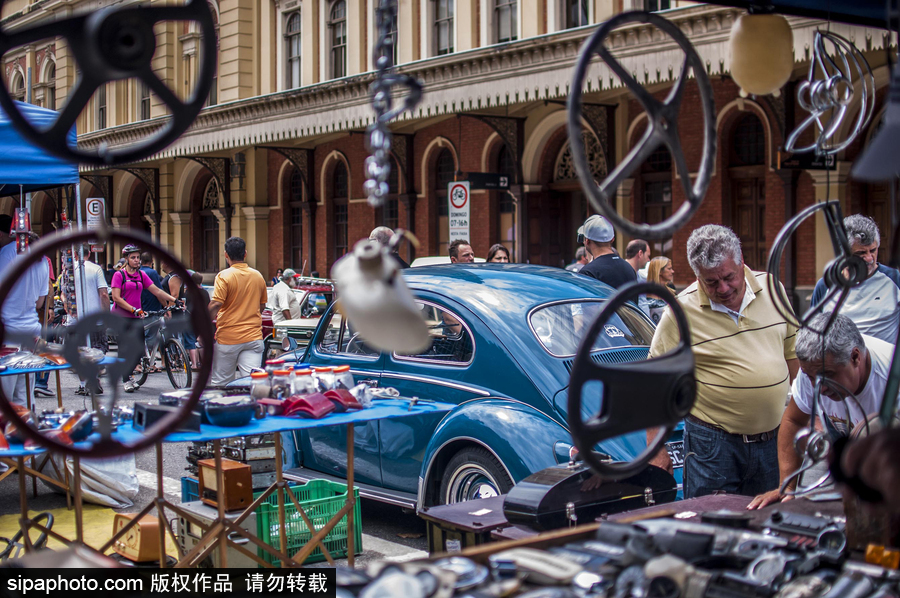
[75,4,891,166]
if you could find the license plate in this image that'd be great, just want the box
[666,441,684,469]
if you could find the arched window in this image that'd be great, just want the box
[290,169,304,269]
[11,72,24,101]
[285,11,302,88]
[434,0,454,55]
[731,113,766,166]
[201,178,220,272]
[728,112,767,269]
[495,0,517,42]
[379,160,399,231]
[640,145,672,259]
[45,63,56,110]
[565,0,588,29]
[497,145,517,258]
[329,1,347,79]
[435,148,455,256]
[332,161,349,259]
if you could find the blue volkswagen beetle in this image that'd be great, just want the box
[244,264,683,509]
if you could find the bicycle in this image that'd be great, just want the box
[134,305,192,389]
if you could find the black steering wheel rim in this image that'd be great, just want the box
[0,228,214,457]
[567,11,716,240]
[568,282,695,480]
[0,0,217,166]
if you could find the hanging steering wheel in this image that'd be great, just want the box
[567,11,716,240]
[568,282,695,480]
[0,228,214,457]
[766,200,867,335]
[0,0,217,166]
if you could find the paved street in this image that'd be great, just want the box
[0,364,427,565]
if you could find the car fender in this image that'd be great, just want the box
[418,398,569,508]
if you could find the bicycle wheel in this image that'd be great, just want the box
[135,355,150,387]
[163,339,192,389]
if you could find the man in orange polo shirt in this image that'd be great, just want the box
[208,237,268,385]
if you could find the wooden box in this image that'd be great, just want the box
[112,513,161,563]
[197,458,253,512]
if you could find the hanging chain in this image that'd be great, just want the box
[364,0,423,207]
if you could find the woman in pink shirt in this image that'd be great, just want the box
[111,244,177,392]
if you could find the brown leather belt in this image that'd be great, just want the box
[685,414,778,444]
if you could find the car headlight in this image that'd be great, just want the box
[273,328,286,340]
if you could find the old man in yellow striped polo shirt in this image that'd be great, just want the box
[648,224,799,499]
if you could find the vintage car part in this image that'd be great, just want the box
[0,0,216,166]
[568,282,695,480]
[766,200,867,334]
[364,0,423,208]
[503,462,677,531]
[567,11,716,240]
[332,237,430,354]
[0,227,214,457]
[785,31,875,156]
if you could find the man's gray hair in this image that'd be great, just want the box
[686,225,743,276]
[369,226,394,246]
[796,313,865,365]
[844,214,880,248]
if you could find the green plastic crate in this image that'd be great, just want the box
[255,479,362,565]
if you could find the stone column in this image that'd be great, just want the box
[169,212,192,266]
[242,206,272,276]
[110,217,130,260]
[806,162,851,280]
[615,178,635,255]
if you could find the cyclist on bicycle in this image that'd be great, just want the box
[111,244,179,392]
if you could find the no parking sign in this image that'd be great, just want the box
[448,181,470,243]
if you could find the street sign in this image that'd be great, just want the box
[448,181,470,243]
[90,244,104,253]
[778,152,835,170]
[466,172,510,190]
[86,197,106,247]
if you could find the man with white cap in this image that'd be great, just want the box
[271,268,302,324]
[578,214,636,289]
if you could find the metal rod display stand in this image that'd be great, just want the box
[102,425,358,568]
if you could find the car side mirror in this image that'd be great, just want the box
[282,336,298,352]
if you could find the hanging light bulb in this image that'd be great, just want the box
[729,12,794,98]
[852,62,900,182]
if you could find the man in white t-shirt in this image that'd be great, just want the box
[810,215,900,343]
[748,313,896,509]
[271,268,302,324]
[65,247,110,395]
[0,240,49,406]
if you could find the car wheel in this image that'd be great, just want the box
[439,447,513,505]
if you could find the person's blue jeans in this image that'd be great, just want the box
[35,370,49,389]
[182,330,197,350]
[682,418,779,499]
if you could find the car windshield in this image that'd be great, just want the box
[529,300,655,357]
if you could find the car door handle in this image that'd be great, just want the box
[356,378,378,388]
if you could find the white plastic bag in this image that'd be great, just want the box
[42,453,140,508]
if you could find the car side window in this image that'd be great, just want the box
[317,312,343,354]
[394,302,474,365]
[317,311,378,357]
[301,291,334,318]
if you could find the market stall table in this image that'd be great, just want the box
[108,398,456,568]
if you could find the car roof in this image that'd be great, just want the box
[402,263,616,314]
[411,256,486,266]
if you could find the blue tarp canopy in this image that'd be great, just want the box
[0,101,78,196]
